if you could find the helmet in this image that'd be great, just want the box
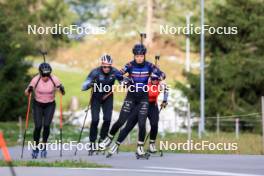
[100,54,113,65]
[150,73,160,81]
[132,44,147,55]
[39,62,52,76]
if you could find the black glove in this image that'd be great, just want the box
[59,85,65,95]
[160,101,168,109]
[28,86,33,93]
[122,77,133,86]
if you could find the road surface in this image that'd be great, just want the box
[1,146,264,176]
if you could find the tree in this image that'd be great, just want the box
[177,0,264,132]
[0,0,73,121]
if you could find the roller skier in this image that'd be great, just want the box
[105,73,168,158]
[81,54,122,155]
[24,62,65,159]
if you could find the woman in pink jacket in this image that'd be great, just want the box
[25,63,65,159]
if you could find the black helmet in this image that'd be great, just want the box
[100,54,113,65]
[39,63,52,77]
[150,73,160,81]
[132,44,147,55]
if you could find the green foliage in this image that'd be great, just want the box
[0,0,74,121]
[177,0,264,132]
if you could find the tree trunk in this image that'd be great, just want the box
[145,0,154,47]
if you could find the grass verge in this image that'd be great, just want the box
[0,160,110,168]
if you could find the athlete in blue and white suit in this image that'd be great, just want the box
[100,44,166,156]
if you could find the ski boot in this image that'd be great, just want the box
[147,140,163,157]
[106,142,119,158]
[88,142,97,156]
[148,140,158,154]
[135,144,150,160]
[96,138,106,155]
[31,149,39,159]
[40,149,47,158]
[99,136,113,150]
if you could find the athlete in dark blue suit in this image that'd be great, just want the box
[82,54,122,153]
[100,44,166,157]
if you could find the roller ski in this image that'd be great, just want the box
[106,142,119,158]
[147,141,163,157]
[31,149,39,159]
[135,144,150,160]
[40,149,47,158]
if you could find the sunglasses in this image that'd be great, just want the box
[102,66,111,69]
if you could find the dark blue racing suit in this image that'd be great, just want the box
[82,67,122,142]
[108,60,166,143]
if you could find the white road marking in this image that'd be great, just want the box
[68,167,263,176]
[146,166,263,176]
[68,167,203,175]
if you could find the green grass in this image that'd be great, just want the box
[119,132,263,155]
[0,160,110,168]
[1,121,263,155]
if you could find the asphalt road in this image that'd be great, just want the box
[1,146,264,176]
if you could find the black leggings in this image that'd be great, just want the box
[90,94,113,142]
[32,100,56,149]
[117,102,159,143]
[109,91,148,143]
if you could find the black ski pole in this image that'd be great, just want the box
[140,33,147,45]
[40,50,47,63]
[155,55,160,66]
[21,93,32,159]
[8,161,16,176]
[59,94,63,157]
[74,89,93,156]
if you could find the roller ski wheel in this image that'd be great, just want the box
[31,150,39,159]
[147,149,163,157]
[106,153,112,158]
[96,150,106,155]
[88,150,96,156]
[40,150,47,158]
[135,152,150,160]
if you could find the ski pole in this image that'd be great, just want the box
[21,93,32,159]
[40,50,47,63]
[0,132,16,176]
[143,107,163,146]
[140,33,147,45]
[155,55,160,66]
[59,93,63,157]
[74,89,93,156]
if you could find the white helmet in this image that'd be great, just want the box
[100,54,113,65]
